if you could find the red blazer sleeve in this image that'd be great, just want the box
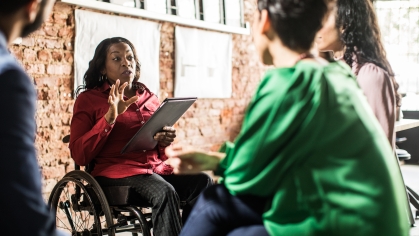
[69,93,114,166]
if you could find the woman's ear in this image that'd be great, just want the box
[260,9,271,35]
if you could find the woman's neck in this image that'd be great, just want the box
[333,49,345,60]
[270,41,305,68]
[107,80,136,98]
[124,87,136,98]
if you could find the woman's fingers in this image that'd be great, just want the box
[114,79,120,95]
[163,126,176,132]
[164,132,176,138]
[153,132,164,140]
[125,95,139,106]
[110,84,116,99]
[119,81,128,96]
[154,131,175,144]
[108,95,114,105]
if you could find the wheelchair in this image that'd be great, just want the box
[48,135,155,236]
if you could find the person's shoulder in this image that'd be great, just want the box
[74,87,104,105]
[0,67,27,78]
[294,60,355,83]
[78,84,109,96]
[0,68,33,91]
[357,63,389,84]
[324,60,354,75]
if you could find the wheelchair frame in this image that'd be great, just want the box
[48,136,153,236]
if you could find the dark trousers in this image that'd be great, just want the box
[96,173,212,236]
[180,184,270,236]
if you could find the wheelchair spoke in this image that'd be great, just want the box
[51,177,104,236]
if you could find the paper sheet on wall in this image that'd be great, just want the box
[175,26,232,98]
[75,9,161,94]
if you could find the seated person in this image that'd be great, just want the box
[316,0,399,149]
[165,0,409,235]
[69,37,212,236]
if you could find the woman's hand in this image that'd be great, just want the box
[154,126,176,147]
[105,79,139,124]
[165,145,225,174]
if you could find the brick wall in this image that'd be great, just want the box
[10,0,265,197]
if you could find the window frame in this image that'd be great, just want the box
[61,0,249,34]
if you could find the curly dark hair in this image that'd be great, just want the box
[257,0,328,51]
[336,0,401,106]
[77,37,141,94]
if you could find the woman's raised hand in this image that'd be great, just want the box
[105,79,139,124]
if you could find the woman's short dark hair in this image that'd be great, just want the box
[336,0,401,106]
[257,0,328,51]
[0,0,34,14]
[81,37,141,92]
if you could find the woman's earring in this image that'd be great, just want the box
[99,74,107,82]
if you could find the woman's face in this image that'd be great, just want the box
[102,42,136,85]
[315,7,343,52]
[252,9,274,65]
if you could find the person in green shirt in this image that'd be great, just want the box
[165,0,410,235]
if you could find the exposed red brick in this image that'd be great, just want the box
[52,51,63,62]
[44,24,60,37]
[23,48,37,62]
[63,39,73,50]
[63,52,73,63]
[9,46,22,61]
[37,50,50,62]
[39,38,62,49]
[25,63,45,74]
[53,12,68,24]
[58,27,74,37]
[21,37,35,47]
[34,77,58,88]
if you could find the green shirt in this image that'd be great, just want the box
[217,60,409,235]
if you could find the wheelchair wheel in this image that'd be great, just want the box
[49,171,115,236]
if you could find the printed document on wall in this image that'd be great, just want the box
[175,26,232,98]
[75,10,161,93]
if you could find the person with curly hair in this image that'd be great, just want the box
[316,0,400,149]
[164,0,409,235]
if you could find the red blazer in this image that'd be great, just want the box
[69,82,173,178]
